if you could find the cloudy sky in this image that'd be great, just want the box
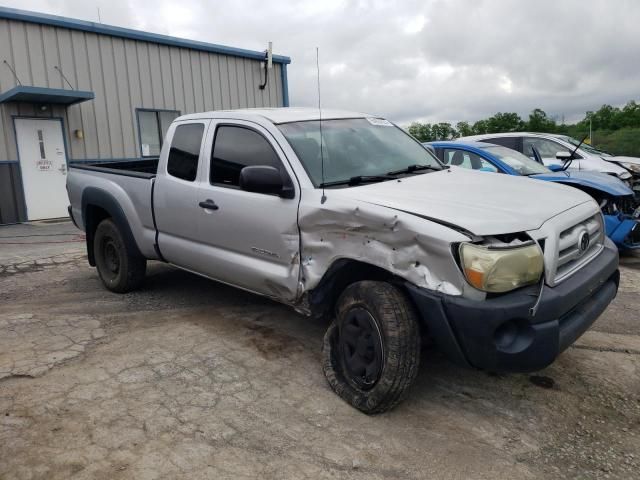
[3,0,639,124]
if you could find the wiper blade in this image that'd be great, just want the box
[387,164,445,176]
[319,175,395,188]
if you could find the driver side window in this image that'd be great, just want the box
[210,125,284,188]
[443,149,498,172]
[523,138,570,158]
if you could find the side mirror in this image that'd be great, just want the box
[556,151,572,161]
[548,164,564,172]
[239,165,293,198]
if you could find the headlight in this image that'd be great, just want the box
[619,162,640,173]
[617,171,633,180]
[459,242,544,293]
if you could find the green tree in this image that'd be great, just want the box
[403,98,640,156]
[618,101,640,128]
[591,104,620,130]
[456,121,474,137]
[527,108,557,132]
[485,112,525,133]
[431,122,457,140]
[407,122,433,142]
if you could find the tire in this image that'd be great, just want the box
[93,218,146,293]
[322,281,421,414]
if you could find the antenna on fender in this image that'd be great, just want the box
[316,47,327,204]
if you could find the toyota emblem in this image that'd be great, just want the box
[578,231,590,254]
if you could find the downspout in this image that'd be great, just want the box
[281,63,290,107]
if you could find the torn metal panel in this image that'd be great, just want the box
[297,190,476,299]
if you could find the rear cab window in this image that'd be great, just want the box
[167,123,205,181]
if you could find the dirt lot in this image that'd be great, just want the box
[1,220,638,479]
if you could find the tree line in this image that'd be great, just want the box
[407,100,640,156]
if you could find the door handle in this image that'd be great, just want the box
[199,199,219,210]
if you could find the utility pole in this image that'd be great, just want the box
[589,118,592,146]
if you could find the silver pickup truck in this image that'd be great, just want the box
[67,108,619,413]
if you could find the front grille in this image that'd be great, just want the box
[554,214,604,283]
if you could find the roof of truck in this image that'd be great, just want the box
[177,107,376,124]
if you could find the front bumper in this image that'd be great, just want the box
[406,241,619,372]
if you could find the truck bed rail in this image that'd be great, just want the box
[70,159,158,179]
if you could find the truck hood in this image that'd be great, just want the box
[530,170,633,197]
[335,167,593,236]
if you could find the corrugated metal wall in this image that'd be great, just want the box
[0,17,285,163]
[0,14,288,224]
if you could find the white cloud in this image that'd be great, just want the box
[403,14,426,34]
[328,63,347,76]
[6,0,640,125]
[499,75,513,94]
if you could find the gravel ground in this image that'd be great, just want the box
[0,220,638,479]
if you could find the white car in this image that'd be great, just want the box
[460,132,640,193]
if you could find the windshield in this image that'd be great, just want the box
[557,135,611,156]
[277,118,443,187]
[482,145,550,175]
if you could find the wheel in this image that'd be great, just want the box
[93,218,146,293]
[322,281,421,414]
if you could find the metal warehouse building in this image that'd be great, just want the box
[0,7,291,224]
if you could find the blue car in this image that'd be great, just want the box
[426,141,640,250]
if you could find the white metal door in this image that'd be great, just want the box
[15,118,69,220]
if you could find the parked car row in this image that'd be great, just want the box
[460,132,640,194]
[67,108,620,414]
[425,140,640,251]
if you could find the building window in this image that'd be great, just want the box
[167,123,205,182]
[137,109,180,157]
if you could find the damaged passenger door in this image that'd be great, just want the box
[195,121,301,301]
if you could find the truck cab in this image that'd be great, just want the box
[67,108,620,414]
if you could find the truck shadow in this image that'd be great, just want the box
[138,261,540,396]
